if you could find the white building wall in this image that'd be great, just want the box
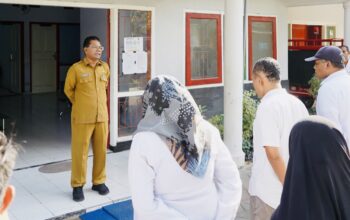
[0,0,290,84]
[110,0,288,84]
[288,4,344,38]
[152,0,224,84]
[247,0,289,81]
[113,0,288,84]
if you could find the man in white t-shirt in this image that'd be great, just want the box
[249,57,309,220]
[305,46,350,148]
[340,45,350,73]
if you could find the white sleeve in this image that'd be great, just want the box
[213,131,242,220]
[254,106,280,148]
[316,86,341,131]
[128,133,188,220]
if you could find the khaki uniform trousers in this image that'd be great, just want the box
[71,121,108,187]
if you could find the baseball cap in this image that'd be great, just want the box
[305,46,343,63]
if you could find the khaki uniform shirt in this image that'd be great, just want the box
[64,58,110,124]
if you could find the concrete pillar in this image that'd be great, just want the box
[224,0,245,167]
[344,1,350,46]
[109,8,119,149]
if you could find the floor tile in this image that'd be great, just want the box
[10,152,132,219]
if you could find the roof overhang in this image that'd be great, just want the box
[281,0,347,7]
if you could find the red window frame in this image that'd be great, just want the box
[185,13,222,86]
[248,16,277,80]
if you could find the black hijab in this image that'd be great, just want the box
[272,116,350,220]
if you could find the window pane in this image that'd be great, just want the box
[190,18,218,80]
[252,21,273,66]
[118,10,151,92]
[118,96,143,137]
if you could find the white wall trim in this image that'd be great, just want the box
[0,1,155,10]
[0,0,113,8]
[246,13,278,19]
[117,135,133,142]
[110,8,119,147]
[244,80,252,84]
[186,83,223,90]
[183,9,224,15]
[285,2,345,7]
[113,5,155,11]
[117,90,144,97]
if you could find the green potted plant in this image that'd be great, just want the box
[308,76,321,114]
[208,90,258,161]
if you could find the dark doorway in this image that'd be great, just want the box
[0,21,24,95]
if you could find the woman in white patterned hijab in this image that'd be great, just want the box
[129,75,242,220]
[136,75,209,177]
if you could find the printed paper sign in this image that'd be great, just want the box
[124,37,143,52]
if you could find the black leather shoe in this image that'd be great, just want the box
[72,186,84,202]
[92,183,109,195]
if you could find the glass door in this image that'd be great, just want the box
[117,9,152,140]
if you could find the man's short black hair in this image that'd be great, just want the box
[83,36,101,48]
[253,57,281,82]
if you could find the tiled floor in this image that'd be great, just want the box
[9,150,251,220]
[0,93,73,169]
[0,93,131,219]
[9,151,131,220]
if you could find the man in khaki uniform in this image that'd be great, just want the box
[64,36,110,202]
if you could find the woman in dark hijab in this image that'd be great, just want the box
[272,116,350,220]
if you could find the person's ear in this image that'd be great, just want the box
[325,61,331,68]
[83,47,88,55]
[258,74,265,86]
[0,185,15,214]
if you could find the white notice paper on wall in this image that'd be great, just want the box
[122,52,137,75]
[122,51,148,75]
[136,51,147,73]
[124,37,143,52]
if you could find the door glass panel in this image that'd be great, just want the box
[118,96,143,137]
[190,18,218,80]
[327,26,336,39]
[252,21,273,67]
[118,9,151,92]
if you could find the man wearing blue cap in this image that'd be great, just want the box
[305,45,350,149]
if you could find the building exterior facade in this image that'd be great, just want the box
[0,0,349,166]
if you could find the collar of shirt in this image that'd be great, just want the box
[83,57,102,67]
[321,69,347,86]
[261,88,286,103]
